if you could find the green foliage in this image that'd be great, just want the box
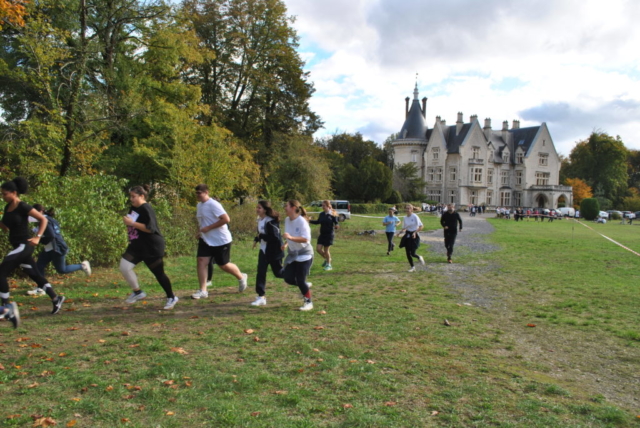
[340,157,392,202]
[385,189,403,204]
[393,162,427,201]
[226,201,260,241]
[151,198,197,257]
[621,196,640,212]
[350,203,391,214]
[580,198,599,221]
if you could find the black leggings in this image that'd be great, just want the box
[0,243,56,303]
[256,250,283,297]
[444,231,458,258]
[123,253,174,298]
[386,232,395,252]
[283,258,312,296]
[403,231,421,267]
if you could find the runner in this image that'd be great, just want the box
[0,177,65,320]
[382,207,401,255]
[192,184,247,299]
[250,200,284,306]
[120,185,178,310]
[440,203,463,263]
[28,204,91,296]
[397,204,425,272]
[309,200,339,270]
[282,200,314,311]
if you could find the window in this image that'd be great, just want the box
[449,167,457,182]
[536,172,550,185]
[412,154,417,162]
[472,146,480,159]
[501,170,509,185]
[514,191,522,207]
[516,152,523,164]
[428,190,442,202]
[543,139,546,147]
[516,170,523,186]
[539,153,548,166]
[487,190,493,206]
[432,148,439,160]
[487,169,494,184]
[435,167,443,182]
[488,151,494,162]
[502,151,509,163]
[427,167,434,182]
[473,168,483,183]
[470,190,477,205]
[449,190,456,204]
[500,191,511,206]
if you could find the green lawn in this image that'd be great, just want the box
[0,214,638,427]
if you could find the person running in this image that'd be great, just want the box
[440,203,463,263]
[27,205,91,296]
[192,184,247,299]
[121,185,178,310]
[282,200,314,311]
[0,177,65,318]
[382,207,401,255]
[397,204,424,272]
[250,200,284,307]
[309,200,339,271]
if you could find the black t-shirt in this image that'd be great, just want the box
[2,201,34,247]
[310,212,338,237]
[126,203,165,258]
[440,211,463,232]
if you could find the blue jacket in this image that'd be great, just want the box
[41,216,69,256]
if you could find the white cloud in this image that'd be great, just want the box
[285,0,640,155]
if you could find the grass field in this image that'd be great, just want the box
[0,213,638,427]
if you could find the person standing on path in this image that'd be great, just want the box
[30,205,91,294]
[192,184,247,300]
[309,200,339,271]
[382,207,401,255]
[282,200,314,311]
[0,177,65,318]
[397,204,424,272]
[250,200,284,307]
[121,185,178,310]
[440,203,463,263]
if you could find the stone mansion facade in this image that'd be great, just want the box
[392,85,572,209]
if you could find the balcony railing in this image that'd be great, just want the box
[468,158,484,165]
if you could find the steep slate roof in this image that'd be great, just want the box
[510,126,541,156]
[398,99,427,140]
[443,124,472,154]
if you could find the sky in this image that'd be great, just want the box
[283,0,640,156]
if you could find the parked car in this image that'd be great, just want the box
[598,211,609,219]
[309,200,351,221]
[606,210,623,219]
[634,211,640,218]
[557,207,575,217]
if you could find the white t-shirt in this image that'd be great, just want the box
[197,198,232,247]
[403,213,423,232]
[285,215,312,262]
[257,216,271,253]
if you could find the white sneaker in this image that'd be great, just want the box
[81,260,92,276]
[27,287,46,296]
[408,266,416,273]
[251,296,266,306]
[191,290,208,299]
[418,256,425,266]
[306,282,312,288]
[238,273,248,293]
[164,296,179,310]
[299,300,314,311]
[205,281,212,287]
[125,291,147,304]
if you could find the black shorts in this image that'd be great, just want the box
[197,239,231,266]
[122,249,162,266]
[317,233,334,247]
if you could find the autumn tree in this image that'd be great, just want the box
[0,0,27,30]
[564,177,592,209]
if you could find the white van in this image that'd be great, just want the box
[309,200,351,221]
[557,207,575,217]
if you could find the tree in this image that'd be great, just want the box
[393,162,426,201]
[382,133,397,168]
[0,0,27,30]
[565,177,592,209]
[340,157,392,202]
[580,198,599,221]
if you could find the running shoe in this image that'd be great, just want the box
[163,296,179,310]
[323,264,332,271]
[51,295,65,314]
[81,260,92,276]
[408,266,416,273]
[125,291,147,304]
[251,296,267,306]
[27,287,45,296]
[6,302,20,329]
[191,290,208,299]
[299,300,314,311]
[418,255,425,266]
[238,273,248,293]
[448,258,452,264]
[321,260,327,268]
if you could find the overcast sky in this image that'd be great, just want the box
[284,0,640,156]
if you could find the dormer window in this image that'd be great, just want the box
[488,151,494,162]
[502,151,509,163]
[472,146,480,159]
[516,152,523,164]
[432,147,439,160]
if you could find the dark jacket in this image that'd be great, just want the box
[440,211,463,233]
[41,215,69,255]
[254,217,284,262]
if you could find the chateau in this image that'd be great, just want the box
[392,85,572,209]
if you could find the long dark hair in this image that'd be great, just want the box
[258,200,279,222]
[1,177,28,195]
[32,204,56,218]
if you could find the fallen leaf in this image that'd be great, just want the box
[431,410,439,416]
[313,326,324,330]
[6,414,21,419]
[251,412,261,417]
[165,411,175,416]
[16,337,30,342]
[318,310,327,315]
[58,353,67,357]
[123,395,135,399]
[70,398,81,402]
[527,323,536,327]
[274,390,287,395]
[0,363,4,370]
[244,329,254,334]
[189,315,199,319]
[290,326,300,330]
[27,382,39,388]
[121,332,130,336]
[66,420,77,428]
[253,336,260,342]
[163,380,174,385]
[65,327,79,331]
[443,319,451,326]
[236,358,245,362]
[170,347,189,355]
[385,401,397,406]
[366,360,375,364]
[129,344,140,348]
[342,404,353,409]
[313,348,319,352]
[33,417,57,427]
[105,385,113,391]
[121,418,130,423]
[98,340,106,343]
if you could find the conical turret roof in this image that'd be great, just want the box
[398,84,426,140]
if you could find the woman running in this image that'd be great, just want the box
[282,200,314,311]
[250,200,284,306]
[0,177,65,319]
[27,205,91,295]
[121,185,178,310]
[382,207,401,255]
[309,200,339,270]
[397,204,425,272]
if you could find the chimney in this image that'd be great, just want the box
[470,114,477,122]
[456,112,463,135]
[422,97,427,119]
[512,120,520,129]
[484,118,492,129]
[405,97,410,118]
[502,120,509,131]
[435,115,441,125]
[502,120,509,144]
[483,118,492,139]
[441,119,446,126]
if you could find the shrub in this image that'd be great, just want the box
[385,190,403,204]
[580,198,600,220]
[226,201,259,241]
[152,198,197,257]
[350,203,390,214]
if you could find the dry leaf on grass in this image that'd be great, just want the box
[318,310,327,315]
[171,347,189,355]
[443,319,451,326]
[244,329,254,334]
[253,337,260,342]
[384,401,397,406]
[431,411,439,416]
[342,404,353,409]
[33,417,57,427]
[274,390,287,395]
[165,411,175,416]
[251,412,261,417]
[66,421,77,428]
[313,326,324,330]
[527,323,536,327]
[105,386,113,391]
